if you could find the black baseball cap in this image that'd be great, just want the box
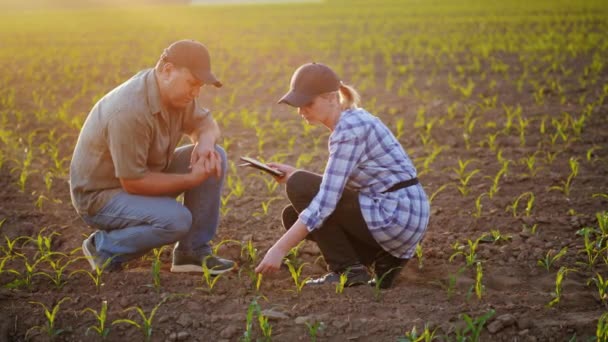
[278,62,341,107]
[162,39,222,88]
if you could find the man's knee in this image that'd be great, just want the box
[166,206,192,238]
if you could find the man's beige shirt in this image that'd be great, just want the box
[69,68,211,216]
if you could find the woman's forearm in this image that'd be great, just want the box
[273,219,310,254]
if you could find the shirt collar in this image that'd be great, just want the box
[145,68,163,116]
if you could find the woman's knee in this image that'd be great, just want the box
[286,170,320,204]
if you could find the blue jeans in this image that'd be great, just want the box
[81,144,226,263]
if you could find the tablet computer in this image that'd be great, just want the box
[239,156,285,177]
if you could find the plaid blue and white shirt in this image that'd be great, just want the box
[299,108,430,259]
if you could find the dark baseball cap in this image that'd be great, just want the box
[278,62,341,107]
[162,39,222,88]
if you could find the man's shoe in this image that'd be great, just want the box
[171,251,235,274]
[371,256,409,289]
[82,234,122,272]
[305,265,370,287]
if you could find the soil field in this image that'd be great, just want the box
[0,0,607,341]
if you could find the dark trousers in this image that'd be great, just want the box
[282,170,402,272]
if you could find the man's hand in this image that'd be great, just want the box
[266,162,297,184]
[189,152,220,184]
[191,143,221,178]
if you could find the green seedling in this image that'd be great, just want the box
[473,262,484,300]
[547,267,573,307]
[258,312,272,341]
[597,312,608,341]
[522,223,539,235]
[455,309,496,342]
[506,191,535,217]
[472,193,488,218]
[371,266,400,301]
[6,254,46,289]
[26,227,59,257]
[456,169,480,197]
[241,239,258,264]
[587,273,608,307]
[1,233,29,258]
[479,229,511,244]
[305,321,326,342]
[35,252,79,289]
[200,255,224,291]
[149,247,167,292]
[537,247,568,271]
[26,297,71,340]
[429,184,449,204]
[520,152,542,177]
[433,267,465,300]
[415,243,424,269]
[335,269,349,294]
[242,297,263,342]
[112,296,169,342]
[549,157,579,197]
[285,240,306,268]
[450,237,483,267]
[82,300,111,339]
[576,227,605,269]
[70,256,116,293]
[285,259,310,294]
[399,324,438,342]
[212,239,241,256]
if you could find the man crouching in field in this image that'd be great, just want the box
[69,39,235,274]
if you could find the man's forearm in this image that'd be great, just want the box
[120,171,196,196]
[192,117,220,147]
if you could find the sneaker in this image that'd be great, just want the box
[82,234,122,272]
[370,256,408,289]
[305,264,371,287]
[171,251,235,274]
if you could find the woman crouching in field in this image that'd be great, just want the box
[255,62,430,289]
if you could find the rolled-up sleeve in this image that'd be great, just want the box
[299,131,366,232]
[105,112,151,179]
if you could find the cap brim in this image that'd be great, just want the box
[194,70,223,88]
[277,90,314,107]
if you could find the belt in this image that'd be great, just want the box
[383,178,419,193]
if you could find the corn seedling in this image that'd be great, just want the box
[241,238,258,264]
[6,254,47,289]
[253,196,281,217]
[398,324,438,342]
[112,296,169,342]
[549,157,579,197]
[242,296,264,342]
[597,312,608,341]
[82,300,111,339]
[429,184,449,204]
[371,266,400,301]
[258,312,272,341]
[305,321,326,342]
[212,239,241,255]
[471,262,484,300]
[285,240,306,268]
[506,191,535,217]
[415,243,424,269]
[456,169,480,197]
[472,193,488,218]
[149,247,167,292]
[587,273,608,307]
[547,267,573,307]
[335,271,348,294]
[35,252,79,289]
[1,233,29,258]
[520,152,542,177]
[449,237,483,267]
[69,256,115,293]
[537,247,568,271]
[200,255,224,291]
[479,229,511,244]
[455,309,496,342]
[26,297,71,340]
[285,259,310,294]
[576,227,605,269]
